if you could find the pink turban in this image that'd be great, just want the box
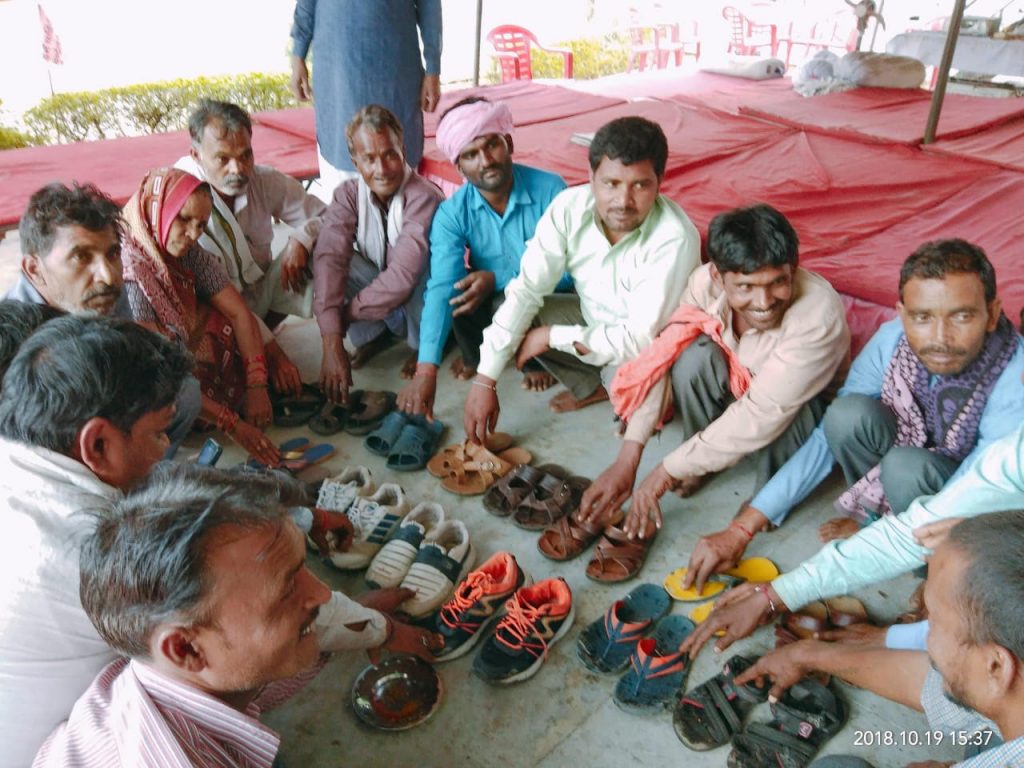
[435,100,514,165]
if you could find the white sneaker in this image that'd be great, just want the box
[329,483,409,570]
[400,519,475,618]
[365,502,446,589]
[316,466,375,513]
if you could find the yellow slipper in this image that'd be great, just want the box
[662,556,780,602]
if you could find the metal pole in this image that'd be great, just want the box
[473,0,483,86]
[923,0,968,144]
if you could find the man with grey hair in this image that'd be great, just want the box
[728,511,1024,768]
[313,103,443,403]
[34,463,441,765]
[176,98,326,394]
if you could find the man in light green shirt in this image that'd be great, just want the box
[464,116,700,438]
[681,421,1024,658]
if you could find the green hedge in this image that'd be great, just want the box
[487,33,630,83]
[23,72,295,145]
[0,125,33,150]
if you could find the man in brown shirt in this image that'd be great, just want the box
[580,204,850,576]
[313,105,444,403]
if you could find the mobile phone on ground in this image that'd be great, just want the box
[196,437,223,467]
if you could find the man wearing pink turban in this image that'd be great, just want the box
[397,97,568,420]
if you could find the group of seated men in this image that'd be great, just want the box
[1,91,1023,766]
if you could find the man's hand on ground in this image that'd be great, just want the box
[266,341,303,396]
[463,376,499,444]
[624,464,676,539]
[397,365,438,421]
[320,336,353,405]
[514,326,551,370]
[380,620,444,663]
[290,56,312,102]
[684,526,749,594]
[733,640,822,702]
[280,239,312,293]
[579,448,640,525]
[679,582,784,659]
[449,270,495,317]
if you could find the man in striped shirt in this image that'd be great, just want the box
[35,464,436,767]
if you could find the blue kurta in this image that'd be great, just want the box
[291,0,442,172]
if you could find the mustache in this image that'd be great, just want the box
[83,286,121,302]
[921,345,966,357]
[224,174,248,187]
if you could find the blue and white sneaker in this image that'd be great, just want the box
[328,483,409,570]
[365,502,446,588]
[399,519,475,618]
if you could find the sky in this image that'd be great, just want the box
[2,0,1019,125]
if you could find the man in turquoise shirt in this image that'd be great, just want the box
[398,98,567,420]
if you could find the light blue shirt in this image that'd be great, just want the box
[773,421,1024,610]
[752,317,1024,526]
[417,164,567,366]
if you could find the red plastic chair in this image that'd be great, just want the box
[655,21,701,67]
[628,25,660,72]
[486,25,574,82]
[723,6,778,57]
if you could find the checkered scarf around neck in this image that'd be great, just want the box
[121,168,203,340]
[836,313,1017,524]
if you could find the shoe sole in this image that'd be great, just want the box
[482,603,576,685]
[433,571,533,663]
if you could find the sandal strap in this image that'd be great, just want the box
[515,473,573,526]
[739,722,819,761]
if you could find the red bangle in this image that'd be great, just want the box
[729,520,754,540]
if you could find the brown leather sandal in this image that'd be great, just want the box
[512,464,590,531]
[585,524,657,583]
[483,463,544,517]
[439,442,533,496]
[537,510,619,561]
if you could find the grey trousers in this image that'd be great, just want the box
[533,293,608,400]
[344,250,425,350]
[451,291,542,374]
[822,394,959,515]
[671,335,828,492]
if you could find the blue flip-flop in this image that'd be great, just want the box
[613,614,696,714]
[282,442,336,473]
[364,411,408,456]
[244,436,311,470]
[576,583,671,674]
[386,417,445,472]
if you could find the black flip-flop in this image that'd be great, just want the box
[272,384,324,427]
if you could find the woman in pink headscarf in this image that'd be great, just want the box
[121,167,279,466]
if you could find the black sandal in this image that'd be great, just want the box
[673,654,769,751]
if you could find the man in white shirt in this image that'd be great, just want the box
[176,99,327,393]
[463,116,701,438]
[36,463,441,767]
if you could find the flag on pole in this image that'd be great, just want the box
[38,4,64,66]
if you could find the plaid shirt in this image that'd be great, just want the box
[920,668,1024,767]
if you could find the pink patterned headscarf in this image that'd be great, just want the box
[435,100,514,164]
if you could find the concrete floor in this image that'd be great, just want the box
[0,233,957,768]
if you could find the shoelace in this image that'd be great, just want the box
[347,501,383,538]
[495,593,550,656]
[440,571,488,629]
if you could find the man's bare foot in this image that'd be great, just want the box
[449,356,477,380]
[350,333,394,370]
[521,369,556,392]
[399,354,417,380]
[671,473,711,498]
[549,385,609,413]
[818,516,861,542]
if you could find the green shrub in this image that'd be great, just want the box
[0,125,34,150]
[23,72,295,145]
[487,33,630,83]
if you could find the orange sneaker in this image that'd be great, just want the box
[431,551,528,662]
[472,577,574,684]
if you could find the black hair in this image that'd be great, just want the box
[0,300,65,382]
[0,315,192,454]
[188,99,253,143]
[588,116,668,178]
[707,204,799,275]
[948,511,1024,661]
[19,183,122,259]
[899,239,996,303]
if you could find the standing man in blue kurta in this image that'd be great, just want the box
[290,0,442,202]
[396,97,568,421]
